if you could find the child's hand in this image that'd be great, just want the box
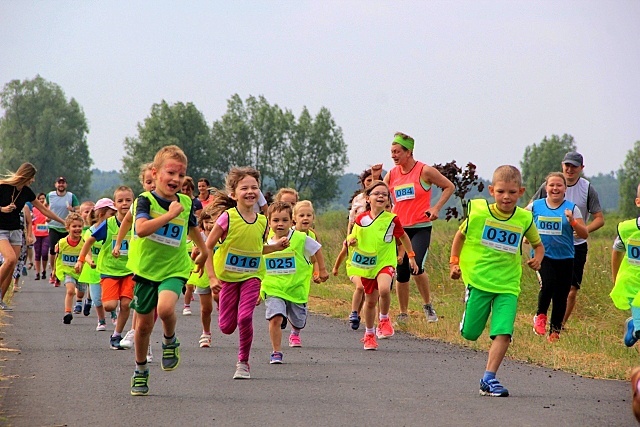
[209,278,222,294]
[564,208,574,223]
[318,268,329,282]
[273,236,290,251]
[168,200,184,217]
[408,257,418,274]
[347,237,357,246]
[397,255,404,265]
[74,261,83,274]
[332,266,339,276]
[527,257,541,271]
[313,272,321,283]
[112,247,120,258]
[193,251,208,277]
[450,264,461,280]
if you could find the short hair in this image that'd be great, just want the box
[114,186,134,199]
[183,176,195,192]
[225,167,261,194]
[293,200,315,217]
[153,145,188,170]
[274,188,299,203]
[138,163,153,185]
[65,212,84,229]
[492,165,522,187]
[545,172,566,186]
[79,201,95,211]
[198,178,211,187]
[267,201,293,219]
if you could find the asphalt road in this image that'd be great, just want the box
[0,274,635,427]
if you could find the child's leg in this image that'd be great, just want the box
[218,281,241,335]
[486,335,510,373]
[377,272,393,316]
[157,289,179,338]
[135,312,155,365]
[116,297,132,334]
[184,285,194,308]
[236,278,261,362]
[64,281,75,313]
[485,292,518,377]
[199,292,213,334]
[269,315,284,352]
[549,259,573,333]
[115,276,135,334]
[351,276,365,314]
[90,283,105,321]
[101,278,119,314]
[364,289,379,329]
[536,257,553,316]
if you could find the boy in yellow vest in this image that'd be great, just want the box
[55,213,86,324]
[449,165,544,397]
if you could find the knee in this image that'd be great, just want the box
[461,327,481,342]
[120,299,131,311]
[93,298,103,307]
[103,301,117,312]
[137,318,154,335]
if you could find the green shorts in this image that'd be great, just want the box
[131,277,186,314]
[460,285,518,341]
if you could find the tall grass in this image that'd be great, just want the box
[312,210,638,380]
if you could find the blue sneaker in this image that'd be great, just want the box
[348,311,361,330]
[625,317,638,347]
[73,303,82,314]
[270,351,283,364]
[480,378,509,397]
[110,335,123,350]
[161,338,181,371]
[130,370,149,396]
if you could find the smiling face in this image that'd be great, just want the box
[545,176,566,204]
[114,190,134,218]
[231,175,259,210]
[294,206,314,232]
[55,180,67,193]
[366,183,390,211]
[153,159,187,199]
[390,144,412,167]
[269,210,293,239]
[562,163,583,186]
[67,219,84,240]
[489,180,525,214]
[37,194,46,205]
[198,181,209,197]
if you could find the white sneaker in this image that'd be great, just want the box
[120,329,135,349]
[199,333,212,348]
[182,306,192,316]
[96,322,107,331]
[146,345,153,363]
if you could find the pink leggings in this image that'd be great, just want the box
[218,278,261,363]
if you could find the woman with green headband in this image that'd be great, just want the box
[383,132,455,324]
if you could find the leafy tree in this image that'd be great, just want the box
[618,141,640,217]
[433,161,485,220]
[121,100,215,194]
[211,95,348,207]
[588,171,619,213]
[0,75,92,198]
[521,134,577,200]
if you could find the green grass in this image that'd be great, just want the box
[312,211,638,380]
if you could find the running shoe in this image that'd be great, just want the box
[625,317,638,347]
[547,332,560,343]
[83,300,92,316]
[182,306,192,316]
[348,311,361,330]
[362,332,378,350]
[146,345,153,363]
[423,303,438,322]
[63,313,72,324]
[73,303,82,314]
[130,370,149,396]
[480,378,509,397]
[270,351,283,364]
[233,361,251,379]
[22,266,27,276]
[288,334,302,347]
[161,339,181,371]
[34,273,40,281]
[120,330,135,349]
[395,312,409,325]
[110,334,123,350]
[533,314,547,336]
[49,274,55,284]
[41,271,47,280]
[0,301,12,311]
[96,321,106,331]
[376,318,395,339]
[199,333,212,348]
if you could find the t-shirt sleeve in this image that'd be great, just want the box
[354,211,368,227]
[572,205,583,220]
[587,185,602,214]
[613,235,625,252]
[188,202,197,228]
[193,198,203,212]
[391,216,405,238]
[135,196,151,220]
[71,194,80,207]
[304,236,322,258]
[458,218,469,235]
[91,221,108,243]
[215,211,229,234]
[25,186,36,203]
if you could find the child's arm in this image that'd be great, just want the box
[449,230,466,280]
[332,242,349,276]
[112,211,133,258]
[612,247,625,283]
[526,242,544,271]
[397,232,418,274]
[565,208,589,240]
[74,235,98,273]
[23,206,34,245]
[135,201,183,237]
[312,248,329,282]
[189,227,208,277]
[263,237,289,254]
[205,224,224,294]
[396,239,406,265]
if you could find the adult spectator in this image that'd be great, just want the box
[532,151,604,327]
[197,178,214,207]
[383,132,455,323]
[46,176,80,284]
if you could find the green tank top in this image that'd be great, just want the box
[128,192,193,282]
[55,237,83,281]
[260,230,313,303]
[346,211,397,279]
[460,199,533,296]
[78,227,102,284]
[213,208,267,282]
[97,216,132,277]
[610,219,640,309]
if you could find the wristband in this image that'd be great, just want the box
[570,219,578,227]
[449,256,460,265]
[407,251,416,258]
[78,256,86,263]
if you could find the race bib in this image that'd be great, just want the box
[91,246,100,257]
[351,249,378,270]
[394,184,415,202]
[61,253,79,267]
[147,210,185,248]
[265,251,296,275]
[224,247,261,273]
[627,239,640,266]
[537,216,562,236]
[112,239,129,256]
[36,224,48,232]
[481,220,523,254]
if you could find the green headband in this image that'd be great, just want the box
[393,134,414,151]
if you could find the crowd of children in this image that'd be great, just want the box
[8,138,640,407]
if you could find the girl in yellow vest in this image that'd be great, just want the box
[347,181,418,350]
[293,201,329,285]
[54,213,85,325]
[205,167,288,380]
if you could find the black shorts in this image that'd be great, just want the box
[571,242,588,289]
[396,226,432,283]
[48,228,68,256]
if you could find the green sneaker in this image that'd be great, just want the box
[161,338,181,371]
[130,370,149,396]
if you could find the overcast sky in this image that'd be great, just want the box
[1,1,639,180]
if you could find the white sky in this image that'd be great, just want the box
[1,1,639,180]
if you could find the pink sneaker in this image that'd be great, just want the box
[361,332,378,350]
[288,333,301,347]
[376,318,395,339]
[533,314,547,336]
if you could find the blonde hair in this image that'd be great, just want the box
[153,145,188,170]
[79,201,95,226]
[225,167,261,194]
[274,188,299,203]
[65,212,84,229]
[114,185,134,199]
[139,163,153,185]
[492,165,522,187]
[0,162,37,187]
[293,200,315,218]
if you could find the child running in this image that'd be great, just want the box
[77,201,95,315]
[261,201,323,363]
[610,183,640,348]
[205,167,288,379]
[55,213,86,324]
[346,181,417,350]
[128,146,208,396]
[32,193,50,281]
[449,165,544,397]
[528,172,587,341]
